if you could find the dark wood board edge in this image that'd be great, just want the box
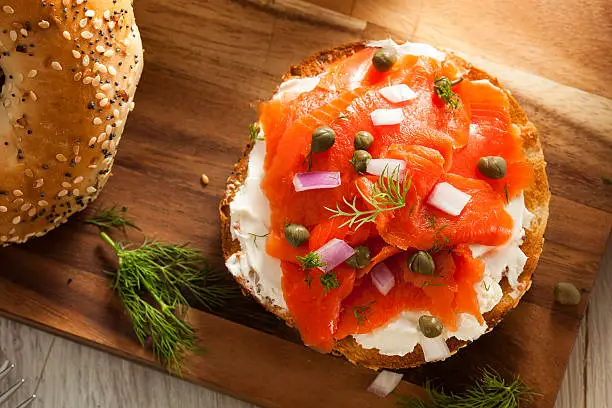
[0,268,427,408]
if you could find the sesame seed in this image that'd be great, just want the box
[88,136,97,146]
[108,66,117,76]
[73,189,80,197]
[100,98,109,107]
[51,61,63,71]
[73,176,84,184]
[38,200,49,207]
[9,30,16,41]
[24,169,34,178]
[13,190,23,197]
[34,179,44,188]
[27,70,38,78]
[104,49,115,57]
[95,92,105,100]
[82,55,90,66]
[12,216,21,225]
[100,83,113,91]
[56,154,68,162]
[21,203,32,212]
[86,186,97,194]
[58,190,68,198]
[85,9,95,17]
[79,18,88,28]
[0,206,7,213]
[28,208,37,217]
[63,31,72,40]
[81,31,94,39]
[3,5,14,14]
[96,45,105,53]
[30,91,37,101]
[93,117,103,125]
[62,182,72,188]
[38,20,50,29]
[72,50,81,59]
[20,29,28,37]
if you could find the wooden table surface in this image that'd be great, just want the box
[0,242,609,407]
[0,0,610,407]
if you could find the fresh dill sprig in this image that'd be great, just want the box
[249,122,264,142]
[326,165,412,230]
[504,183,510,204]
[86,205,140,232]
[320,270,339,294]
[422,281,446,288]
[248,232,269,248]
[335,113,349,122]
[397,368,539,408]
[434,76,462,110]
[352,301,375,325]
[297,252,326,288]
[425,214,437,229]
[297,252,326,270]
[100,232,236,372]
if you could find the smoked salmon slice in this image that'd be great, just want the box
[254,46,531,351]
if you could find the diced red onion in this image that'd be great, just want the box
[420,337,451,362]
[293,171,341,192]
[367,370,404,398]
[427,182,471,216]
[315,238,355,272]
[366,159,406,179]
[371,263,395,296]
[379,84,418,103]
[370,108,404,126]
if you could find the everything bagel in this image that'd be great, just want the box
[0,0,142,245]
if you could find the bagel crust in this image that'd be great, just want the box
[220,42,550,369]
[0,0,143,245]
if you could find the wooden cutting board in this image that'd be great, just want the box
[1,1,611,407]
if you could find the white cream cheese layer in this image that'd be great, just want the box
[226,47,534,357]
[353,194,533,359]
[226,137,287,310]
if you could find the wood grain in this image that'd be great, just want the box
[352,0,612,99]
[0,1,610,407]
[0,318,53,406]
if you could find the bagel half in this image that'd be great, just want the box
[0,0,142,245]
[220,42,550,369]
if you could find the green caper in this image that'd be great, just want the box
[554,282,581,305]
[350,150,372,174]
[345,245,371,269]
[284,224,310,247]
[477,156,507,180]
[419,315,444,338]
[354,131,374,151]
[407,251,435,276]
[372,48,397,72]
[311,126,336,153]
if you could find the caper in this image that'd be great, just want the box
[477,156,507,180]
[354,131,374,151]
[350,150,372,174]
[345,245,371,269]
[554,282,581,305]
[419,315,444,338]
[311,126,336,153]
[284,223,310,247]
[372,48,397,72]
[407,251,435,276]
